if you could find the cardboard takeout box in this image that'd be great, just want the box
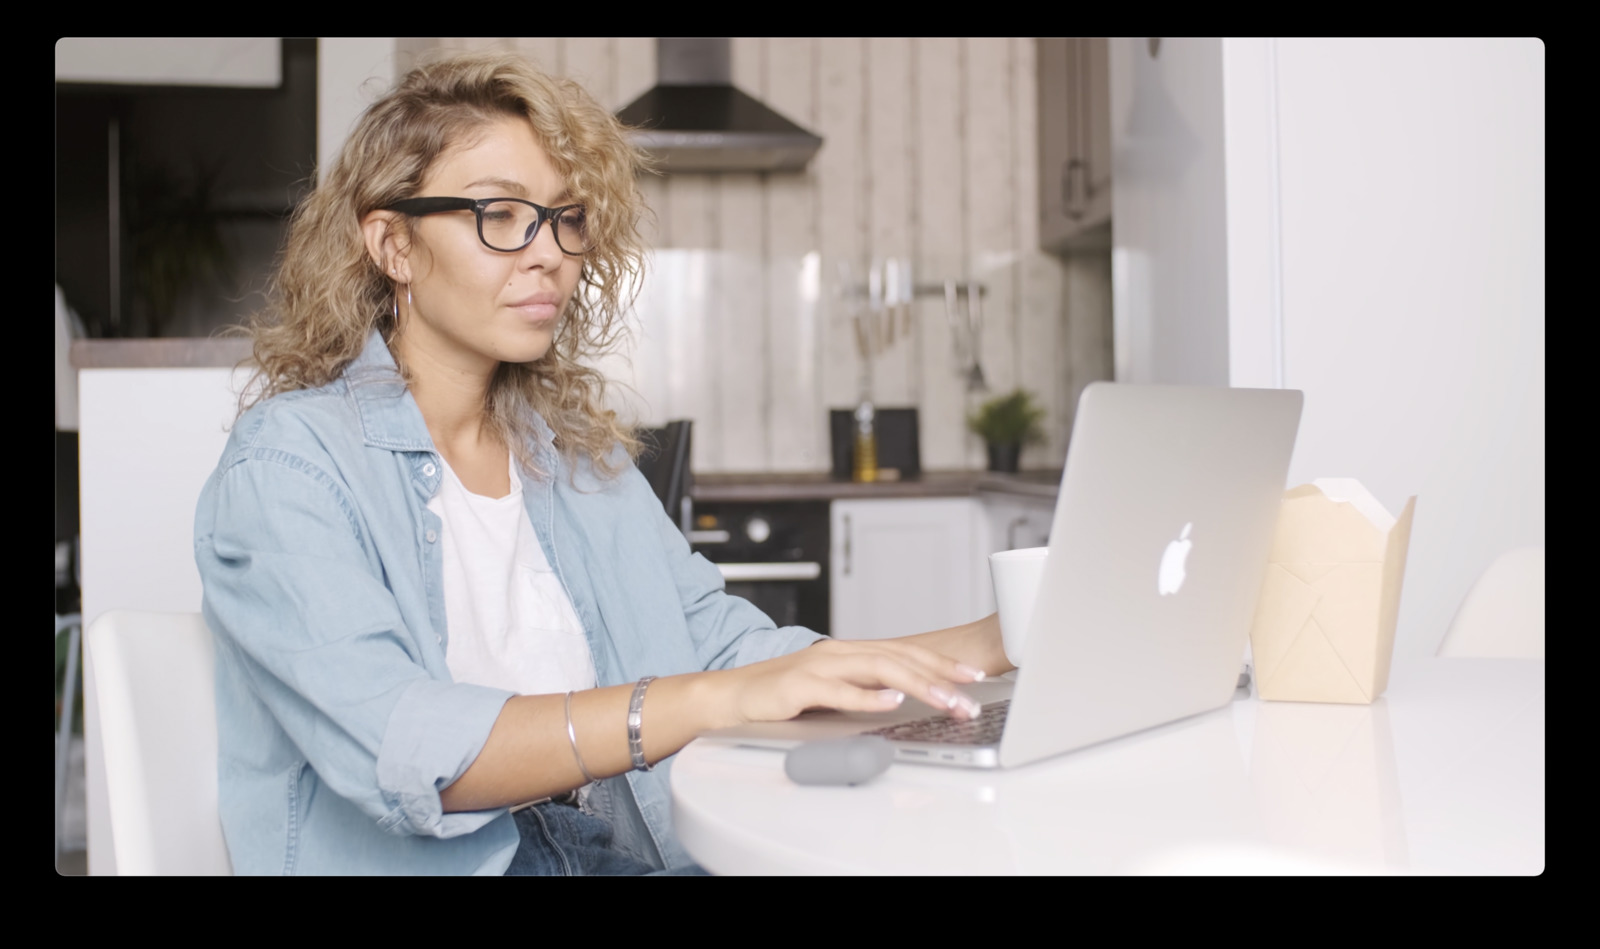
[1250,479,1416,704]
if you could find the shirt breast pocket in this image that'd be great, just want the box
[511,563,597,692]
[514,563,581,632]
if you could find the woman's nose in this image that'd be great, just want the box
[519,220,565,268]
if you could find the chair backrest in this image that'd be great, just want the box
[636,420,693,529]
[1436,546,1545,659]
[85,610,232,875]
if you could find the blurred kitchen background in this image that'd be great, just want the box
[55,37,1114,477]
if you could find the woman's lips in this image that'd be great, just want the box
[510,294,561,322]
[512,302,559,321]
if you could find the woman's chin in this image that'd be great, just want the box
[497,331,556,365]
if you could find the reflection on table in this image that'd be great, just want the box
[670,658,1543,874]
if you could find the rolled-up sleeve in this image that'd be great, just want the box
[198,449,511,839]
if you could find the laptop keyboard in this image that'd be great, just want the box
[865,699,1011,746]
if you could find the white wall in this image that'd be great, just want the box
[1114,37,1545,663]
[56,38,281,87]
[1108,38,1231,386]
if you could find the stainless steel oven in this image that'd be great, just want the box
[688,500,831,636]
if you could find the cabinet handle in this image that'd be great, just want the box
[717,562,823,582]
[1064,158,1088,220]
[1006,515,1029,551]
[842,514,852,577]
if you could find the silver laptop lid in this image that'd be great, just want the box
[1000,383,1302,767]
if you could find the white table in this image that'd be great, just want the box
[671,658,1543,874]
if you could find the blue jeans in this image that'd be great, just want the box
[505,802,707,876]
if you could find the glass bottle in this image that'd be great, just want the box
[853,400,878,483]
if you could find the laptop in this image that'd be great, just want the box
[702,382,1303,769]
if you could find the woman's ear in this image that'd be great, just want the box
[360,210,410,283]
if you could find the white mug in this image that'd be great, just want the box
[989,547,1049,667]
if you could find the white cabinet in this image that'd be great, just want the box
[979,493,1055,553]
[1038,37,1112,251]
[830,498,983,640]
[973,491,1057,615]
[828,491,1061,639]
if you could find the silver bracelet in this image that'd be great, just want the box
[627,676,658,772]
[565,690,600,786]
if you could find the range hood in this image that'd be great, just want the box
[615,38,823,173]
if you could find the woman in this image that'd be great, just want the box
[195,49,1009,875]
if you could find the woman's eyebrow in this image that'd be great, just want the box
[463,176,528,196]
[464,178,573,205]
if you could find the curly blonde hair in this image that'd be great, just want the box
[246,49,649,478]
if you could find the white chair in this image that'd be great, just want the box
[1437,546,1545,659]
[84,610,232,875]
[55,611,81,866]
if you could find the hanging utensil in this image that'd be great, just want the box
[943,277,988,392]
[882,258,897,346]
[944,278,967,371]
[966,278,987,392]
[900,258,914,337]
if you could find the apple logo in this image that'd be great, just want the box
[1158,522,1193,596]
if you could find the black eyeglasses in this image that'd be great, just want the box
[384,197,593,255]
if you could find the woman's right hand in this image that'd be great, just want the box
[443,637,986,812]
[711,637,986,728]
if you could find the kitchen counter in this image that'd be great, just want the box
[692,470,1061,503]
[70,337,253,369]
[67,336,1065,508]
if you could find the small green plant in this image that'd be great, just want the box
[967,388,1046,446]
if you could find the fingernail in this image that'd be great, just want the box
[957,695,982,719]
[929,685,959,709]
[956,663,985,682]
[879,689,905,706]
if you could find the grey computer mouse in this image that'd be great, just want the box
[784,735,896,786]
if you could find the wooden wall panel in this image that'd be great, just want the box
[1009,38,1069,470]
[614,38,656,113]
[965,38,1019,469]
[915,37,969,471]
[764,38,824,470]
[563,38,614,111]
[816,39,868,435]
[661,177,719,471]
[864,37,915,410]
[716,176,769,470]
[510,37,561,76]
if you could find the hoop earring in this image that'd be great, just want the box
[385,282,406,348]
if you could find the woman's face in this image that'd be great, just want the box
[389,116,583,375]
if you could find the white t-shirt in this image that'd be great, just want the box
[426,452,597,698]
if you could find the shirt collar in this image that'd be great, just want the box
[344,330,433,452]
[344,329,556,457]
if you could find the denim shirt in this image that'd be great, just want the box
[194,332,821,874]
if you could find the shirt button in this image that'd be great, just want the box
[425,529,438,543]
[422,462,437,477]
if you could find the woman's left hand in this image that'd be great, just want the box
[894,611,1013,679]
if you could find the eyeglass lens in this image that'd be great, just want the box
[480,201,591,254]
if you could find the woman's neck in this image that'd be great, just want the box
[393,337,510,496]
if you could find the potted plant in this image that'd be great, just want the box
[967,388,1046,473]
[125,158,234,338]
